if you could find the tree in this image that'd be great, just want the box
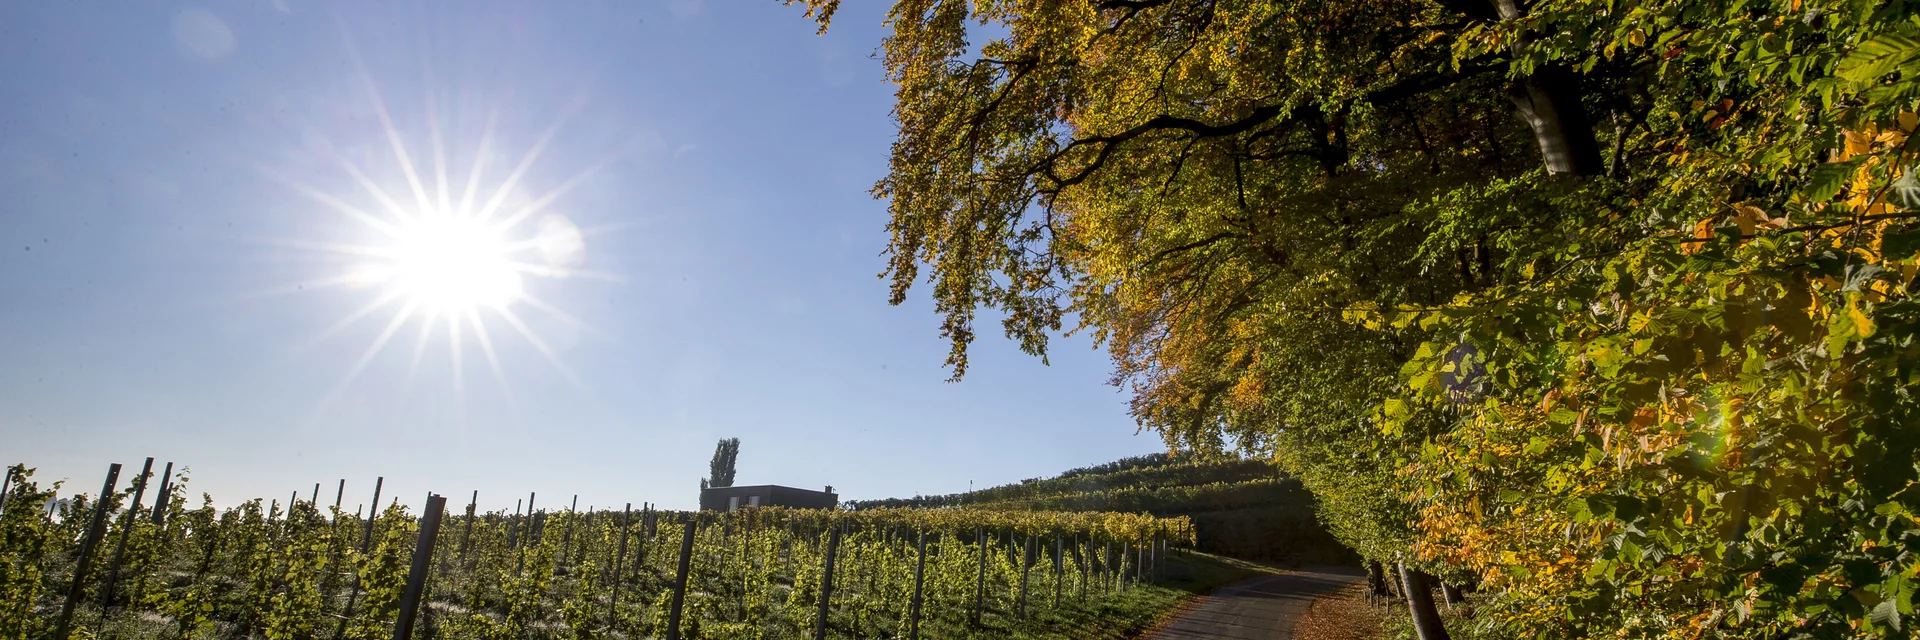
[707,438,740,489]
[790,0,1920,636]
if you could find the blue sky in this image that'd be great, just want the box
[0,1,1162,513]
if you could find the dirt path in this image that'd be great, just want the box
[1140,566,1366,640]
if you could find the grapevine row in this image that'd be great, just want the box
[0,463,1193,640]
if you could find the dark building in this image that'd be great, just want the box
[699,484,838,512]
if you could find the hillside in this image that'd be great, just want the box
[849,454,1355,565]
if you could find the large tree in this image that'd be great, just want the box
[708,437,740,489]
[792,0,1920,636]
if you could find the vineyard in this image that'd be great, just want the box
[0,462,1197,640]
[849,454,1350,565]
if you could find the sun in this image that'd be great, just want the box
[263,54,629,411]
[364,213,525,314]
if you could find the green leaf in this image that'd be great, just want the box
[1891,167,1920,211]
[1885,223,1920,258]
[1806,159,1861,203]
[1614,496,1643,523]
[1567,497,1595,523]
[1836,33,1920,84]
[1874,598,1903,632]
[1585,495,1616,521]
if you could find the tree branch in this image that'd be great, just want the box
[1143,231,1247,268]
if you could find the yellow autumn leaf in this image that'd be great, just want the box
[1845,127,1877,156]
[1682,217,1715,254]
[1733,204,1768,236]
[1806,285,1827,318]
[1901,111,1918,133]
[1869,279,1893,300]
[1848,298,1876,338]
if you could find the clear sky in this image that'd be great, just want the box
[0,1,1164,514]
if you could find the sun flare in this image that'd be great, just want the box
[362,214,525,314]
[267,57,625,410]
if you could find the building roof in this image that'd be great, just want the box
[704,484,834,494]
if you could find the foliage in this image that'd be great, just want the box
[796,0,1920,636]
[709,437,742,490]
[0,466,60,640]
[847,453,1279,509]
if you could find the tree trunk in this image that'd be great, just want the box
[1484,0,1603,177]
[1507,65,1604,176]
[1441,581,1465,609]
[1366,561,1392,598]
[1399,563,1452,640]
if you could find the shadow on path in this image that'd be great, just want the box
[1141,566,1365,640]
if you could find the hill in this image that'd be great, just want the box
[849,454,1355,565]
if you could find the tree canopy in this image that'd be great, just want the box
[792,0,1920,635]
[708,437,740,489]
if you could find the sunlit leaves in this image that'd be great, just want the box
[1836,32,1920,85]
[802,0,1920,636]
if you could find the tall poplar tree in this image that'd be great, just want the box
[708,438,741,489]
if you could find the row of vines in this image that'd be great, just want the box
[0,463,1192,640]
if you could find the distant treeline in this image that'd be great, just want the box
[847,454,1270,510]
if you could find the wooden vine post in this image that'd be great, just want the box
[561,495,578,571]
[100,456,154,610]
[335,476,385,640]
[633,506,651,581]
[515,492,537,575]
[1156,538,1166,581]
[972,529,988,627]
[813,524,842,640]
[459,491,477,559]
[1133,542,1143,588]
[391,493,445,640]
[1078,536,1088,601]
[508,498,522,548]
[1017,534,1033,618]
[363,477,385,545]
[1104,541,1115,591]
[608,503,633,627]
[666,518,698,640]
[639,504,654,571]
[1053,534,1063,607]
[151,462,176,527]
[54,462,120,640]
[579,507,595,568]
[0,467,12,518]
[909,530,927,640]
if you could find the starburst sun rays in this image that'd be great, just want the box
[265,60,630,413]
